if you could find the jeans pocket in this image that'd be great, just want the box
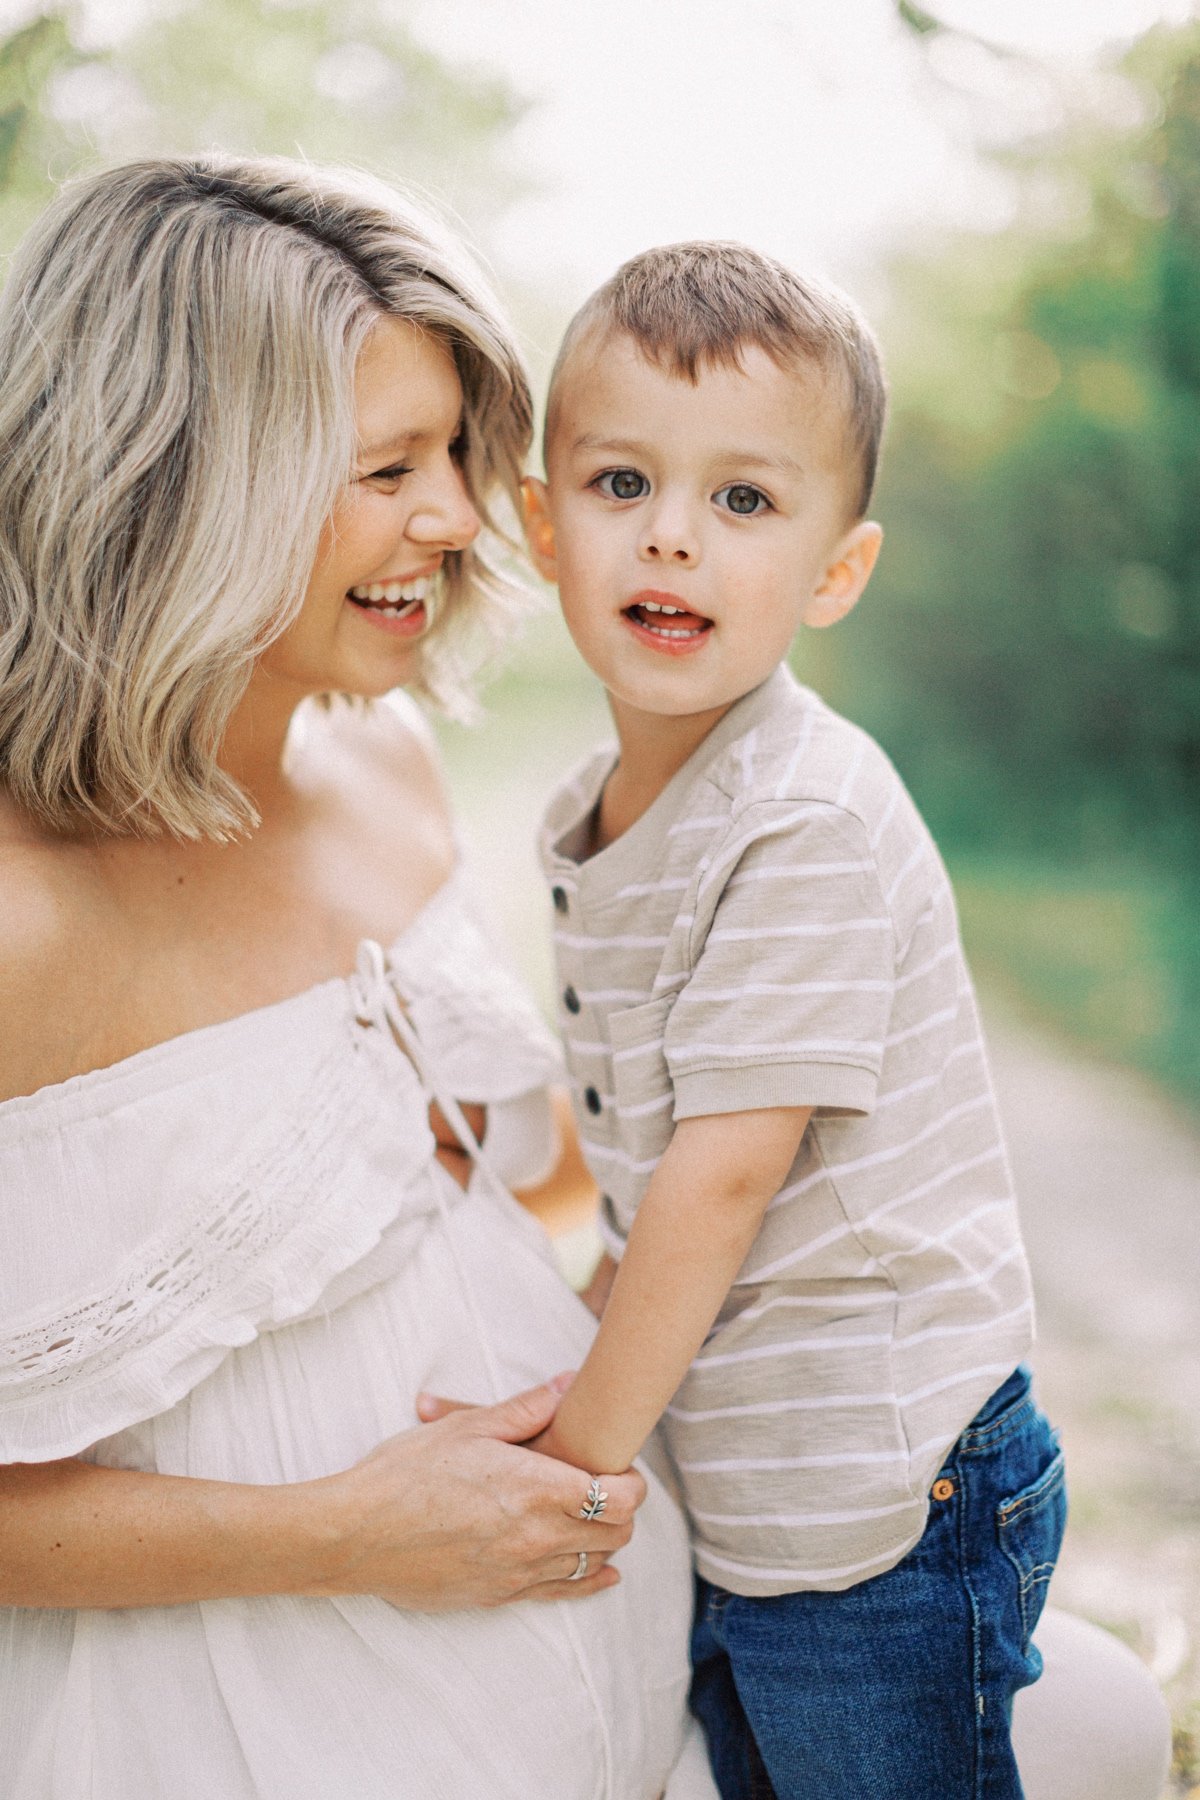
[996,1445,1067,1653]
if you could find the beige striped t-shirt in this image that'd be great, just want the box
[539,665,1034,1597]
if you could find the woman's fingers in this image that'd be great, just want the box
[526,1562,621,1604]
[335,1385,650,1611]
[549,1547,612,1582]
[558,1464,646,1530]
[415,1372,575,1430]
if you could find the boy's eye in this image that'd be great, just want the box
[595,468,649,501]
[715,482,771,516]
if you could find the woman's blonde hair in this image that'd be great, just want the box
[0,154,533,839]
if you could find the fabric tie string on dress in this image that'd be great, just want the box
[351,939,617,1798]
[352,938,509,1403]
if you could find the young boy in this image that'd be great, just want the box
[522,242,1065,1799]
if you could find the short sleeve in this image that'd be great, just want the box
[664,800,896,1119]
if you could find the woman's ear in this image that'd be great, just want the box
[520,477,558,582]
[800,521,883,630]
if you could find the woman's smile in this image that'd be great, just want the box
[347,569,439,635]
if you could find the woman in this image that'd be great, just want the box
[0,156,1169,1800]
[0,154,714,1799]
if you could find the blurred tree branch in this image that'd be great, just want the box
[837,18,1200,1102]
[896,0,943,38]
[0,1,531,259]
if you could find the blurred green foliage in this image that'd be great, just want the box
[0,0,525,258]
[1,1,1195,1103]
[831,19,1200,1106]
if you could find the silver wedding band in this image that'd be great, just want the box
[567,1549,588,1581]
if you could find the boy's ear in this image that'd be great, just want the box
[801,521,883,630]
[520,477,558,582]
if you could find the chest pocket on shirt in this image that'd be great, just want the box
[608,995,677,1178]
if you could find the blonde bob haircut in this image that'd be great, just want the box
[0,154,533,839]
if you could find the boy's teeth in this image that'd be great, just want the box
[626,599,708,638]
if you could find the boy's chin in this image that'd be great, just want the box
[608,672,775,726]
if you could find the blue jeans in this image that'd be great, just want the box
[689,1366,1067,1799]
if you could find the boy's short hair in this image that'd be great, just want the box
[546,241,886,518]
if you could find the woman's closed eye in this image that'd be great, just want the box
[714,482,772,516]
[359,431,463,491]
[593,467,649,501]
[360,462,414,490]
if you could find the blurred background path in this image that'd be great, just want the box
[989,1011,1200,1792]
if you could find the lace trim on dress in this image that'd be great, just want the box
[0,1034,435,1463]
[0,905,564,1463]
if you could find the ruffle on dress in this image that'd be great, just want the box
[0,880,564,1464]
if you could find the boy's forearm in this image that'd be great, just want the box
[546,1106,811,1473]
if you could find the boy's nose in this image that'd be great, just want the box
[638,507,698,566]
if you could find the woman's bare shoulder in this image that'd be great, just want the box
[0,824,112,1099]
[309,696,457,880]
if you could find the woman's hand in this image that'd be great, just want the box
[317,1379,645,1609]
[0,1382,644,1613]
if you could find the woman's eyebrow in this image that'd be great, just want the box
[359,417,465,460]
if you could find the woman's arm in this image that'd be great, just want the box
[534,1107,812,1476]
[0,1381,645,1611]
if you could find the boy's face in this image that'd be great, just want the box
[526,332,881,730]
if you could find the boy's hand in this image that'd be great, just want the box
[579,1251,618,1320]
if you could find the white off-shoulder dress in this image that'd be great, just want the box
[0,878,717,1800]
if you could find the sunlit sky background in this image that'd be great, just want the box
[1,0,1195,313]
[403,0,1197,307]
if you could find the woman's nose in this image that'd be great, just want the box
[408,461,481,551]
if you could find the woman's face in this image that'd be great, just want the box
[255,315,481,703]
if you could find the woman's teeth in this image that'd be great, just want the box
[348,576,429,614]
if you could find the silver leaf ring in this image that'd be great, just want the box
[579,1477,608,1521]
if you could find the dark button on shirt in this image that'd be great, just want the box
[584,1086,602,1115]
[563,986,581,1014]
[551,885,569,914]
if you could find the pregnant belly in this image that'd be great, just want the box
[54,1189,695,1800]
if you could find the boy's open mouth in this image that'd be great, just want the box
[622,596,713,642]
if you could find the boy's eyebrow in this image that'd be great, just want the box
[569,433,652,458]
[724,450,808,479]
[569,433,807,479]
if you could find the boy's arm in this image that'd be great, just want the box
[578,1249,618,1320]
[536,1105,811,1475]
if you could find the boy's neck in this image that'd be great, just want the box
[595,694,734,850]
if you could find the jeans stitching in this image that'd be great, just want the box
[958,1396,1035,1456]
[947,1454,988,1800]
[997,1458,1066,1655]
[996,1451,1066,1525]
